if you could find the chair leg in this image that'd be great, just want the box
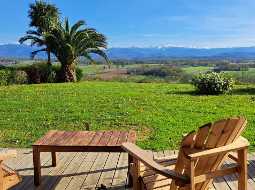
[237,148,248,190]
[190,160,195,190]
[133,158,141,190]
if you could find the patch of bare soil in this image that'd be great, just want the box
[96,68,128,80]
[128,125,153,141]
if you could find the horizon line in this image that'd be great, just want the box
[1,42,255,49]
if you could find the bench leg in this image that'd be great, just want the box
[33,147,41,186]
[127,154,133,187]
[51,152,57,167]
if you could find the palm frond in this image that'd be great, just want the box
[31,48,47,59]
[83,53,96,64]
[26,30,41,36]
[19,35,44,45]
[64,18,70,33]
[86,48,111,64]
[70,20,85,36]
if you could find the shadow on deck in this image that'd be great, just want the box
[3,149,255,190]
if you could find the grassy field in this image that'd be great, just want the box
[79,64,106,74]
[0,82,255,151]
[183,66,213,74]
[227,68,255,78]
[183,66,255,81]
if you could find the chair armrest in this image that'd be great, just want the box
[0,150,17,161]
[122,142,189,183]
[187,136,249,161]
[153,154,178,164]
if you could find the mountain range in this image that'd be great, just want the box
[1,44,255,60]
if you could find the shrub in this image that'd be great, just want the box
[46,70,57,83]
[0,70,11,85]
[192,72,234,95]
[10,70,28,84]
[0,65,6,70]
[3,62,83,84]
[17,62,52,83]
[75,67,83,81]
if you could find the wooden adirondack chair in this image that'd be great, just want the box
[0,150,21,190]
[122,117,249,190]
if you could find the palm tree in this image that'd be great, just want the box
[20,0,60,65]
[45,19,110,82]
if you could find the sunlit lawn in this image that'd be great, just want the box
[0,82,255,150]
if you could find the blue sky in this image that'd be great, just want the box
[0,0,255,48]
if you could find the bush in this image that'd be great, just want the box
[192,72,234,95]
[0,70,10,85]
[18,62,82,83]
[10,70,28,84]
[22,62,54,83]
[2,62,83,84]
[46,70,57,83]
[0,69,29,85]
[75,67,83,81]
[0,65,6,70]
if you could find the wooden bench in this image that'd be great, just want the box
[32,130,136,186]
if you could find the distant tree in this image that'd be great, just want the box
[19,0,60,65]
[46,19,110,82]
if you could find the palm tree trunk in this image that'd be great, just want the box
[47,49,51,66]
[60,64,77,82]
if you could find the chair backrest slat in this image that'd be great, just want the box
[170,117,247,190]
[194,124,211,149]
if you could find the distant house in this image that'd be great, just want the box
[0,58,17,65]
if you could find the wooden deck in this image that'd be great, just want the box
[2,149,255,190]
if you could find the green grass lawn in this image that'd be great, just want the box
[183,66,255,82]
[183,66,213,74]
[0,82,255,151]
[226,68,255,78]
[79,64,106,74]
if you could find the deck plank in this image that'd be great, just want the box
[65,152,99,190]
[12,152,53,190]
[20,152,66,190]
[111,152,128,189]
[37,152,77,190]
[225,160,255,190]
[80,152,110,189]
[2,149,254,190]
[97,152,121,188]
[4,149,32,170]
[213,176,231,190]
[54,152,88,190]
